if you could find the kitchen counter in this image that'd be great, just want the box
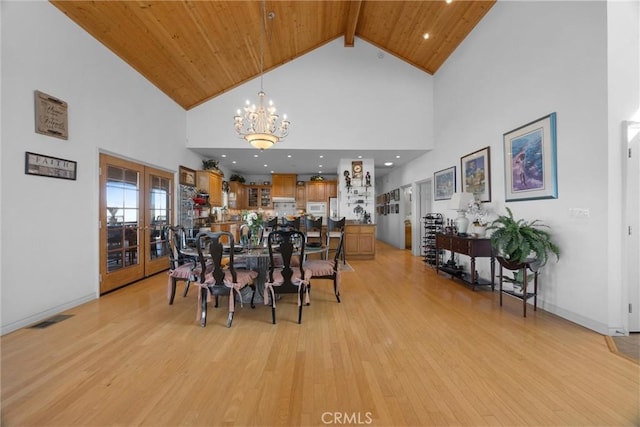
[344,223,376,260]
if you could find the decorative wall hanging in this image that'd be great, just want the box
[461,146,491,202]
[352,161,363,183]
[434,166,456,200]
[25,151,76,180]
[34,90,68,140]
[179,165,196,186]
[503,113,558,201]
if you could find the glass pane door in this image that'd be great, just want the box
[145,168,173,276]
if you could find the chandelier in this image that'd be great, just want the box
[233,1,290,150]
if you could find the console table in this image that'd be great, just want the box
[435,234,495,290]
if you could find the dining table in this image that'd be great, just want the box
[180,244,325,304]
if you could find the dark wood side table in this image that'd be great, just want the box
[435,234,495,290]
[497,257,538,317]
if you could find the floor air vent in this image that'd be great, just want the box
[29,314,74,329]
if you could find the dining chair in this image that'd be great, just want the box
[264,229,310,324]
[305,231,344,303]
[195,231,258,327]
[326,217,346,264]
[282,216,301,230]
[166,225,197,304]
[304,216,323,249]
[264,216,278,232]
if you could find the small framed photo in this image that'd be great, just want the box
[25,152,76,180]
[179,165,196,186]
[503,113,558,201]
[434,166,456,200]
[461,146,491,202]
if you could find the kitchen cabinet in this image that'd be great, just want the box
[195,170,223,207]
[228,181,245,209]
[271,174,297,198]
[306,180,337,202]
[246,185,271,209]
[344,223,376,260]
[295,184,306,210]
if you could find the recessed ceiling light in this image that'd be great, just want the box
[319,155,324,158]
[396,155,401,159]
[446,0,453,4]
[232,160,237,164]
[253,154,259,158]
[384,162,393,166]
[358,155,363,159]
[319,165,323,168]
[263,164,268,167]
[318,171,322,174]
[423,33,430,40]
[221,154,227,158]
[270,170,274,174]
[287,154,292,158]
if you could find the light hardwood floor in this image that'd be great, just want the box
[2,241,638,426]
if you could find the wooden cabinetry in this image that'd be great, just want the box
[195,170,223,207]
[271,174,297,198]
[305,180,337,202]
[246,185,271,209]
[435,234,494,290]
[296,184,306,209]
[228,181,245,209]
[344,224,376,260]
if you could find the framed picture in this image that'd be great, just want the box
[179,165,196,186]
[461,146,491,202]
[434,166,456,200]
[25,151,76,180]
[503,113,558,201]
[34,90,68,140]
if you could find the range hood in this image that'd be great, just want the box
[272,196,295,202]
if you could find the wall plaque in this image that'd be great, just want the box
[34,90,68,140]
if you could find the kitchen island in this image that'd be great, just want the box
[344,223,376,260]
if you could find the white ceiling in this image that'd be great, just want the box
[189,147,429,178]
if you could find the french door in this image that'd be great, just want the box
[99,154,173,294]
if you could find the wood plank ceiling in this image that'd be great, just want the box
[50,1,496,111]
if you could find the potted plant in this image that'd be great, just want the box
[229,173,245,183]
[487,207,560,269]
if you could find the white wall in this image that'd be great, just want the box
[186,38,434,153]
[0,1,199,334]
[378,0,638,335]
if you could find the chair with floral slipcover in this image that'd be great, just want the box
[264,229,311,324]
[195,231,257,327]
[166,225,197,304]
[305,231,344,303]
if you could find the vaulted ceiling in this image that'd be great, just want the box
[50,0,496,111]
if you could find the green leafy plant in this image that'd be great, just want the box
[229,174,245,183]
[487,207,560,267]
[202,159,219,170]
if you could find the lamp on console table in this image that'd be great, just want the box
[448,192,474,236]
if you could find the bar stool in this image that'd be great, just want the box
[326,217,345,264]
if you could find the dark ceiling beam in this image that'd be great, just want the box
[344,0,362,47]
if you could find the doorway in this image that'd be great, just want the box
[99,153,174,294]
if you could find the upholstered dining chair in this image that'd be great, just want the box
[264,229,310,324]
[305,231,344,303]
[166,225,197,304]
[304,216,323,249]
[195,231,257,327]
[326,217,346,264]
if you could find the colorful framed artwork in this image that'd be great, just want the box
[503,113,558,201]
[179,165,196,186]
[25,151,76,180]
[434,166,456,200]
[461,146,491,202]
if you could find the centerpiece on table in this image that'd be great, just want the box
[242,210,264,248]
[467,198,490,237]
